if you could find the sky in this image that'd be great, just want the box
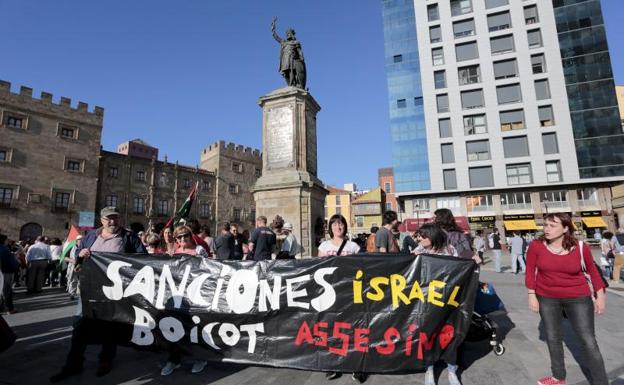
[1,0,623,190]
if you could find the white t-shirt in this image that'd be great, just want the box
[50,245,62,261]
[318,240,361,256]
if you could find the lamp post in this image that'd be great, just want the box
[415,203,420,231]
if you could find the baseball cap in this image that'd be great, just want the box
[283,222,293,231]
[100,206,120,218]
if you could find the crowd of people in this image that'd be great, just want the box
[0,205,616,385]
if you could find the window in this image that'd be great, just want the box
[336,206,342,215]
[0,187,13,208]
[203,180,211,190]
[493,59,518,79]
[531,54,546,74]
[437,94,449,113]
[105,194,118,207]
[158,200,169,216]
[430,26,442,43]
[427,4,439,21]
[434,70,446,89]
[458,65,480,85]
[497,83,522,104]
[467,195,494,211]
[464,114,487,135]
[503,136,530,157]
[5,115,24,129]
[437,196,461,209]
[488,11,511,32]
[55,192,71,211]
[414,97,423,107]
[453,19,475,38]
[60,126,76,139]
[232,161,243,173]
[506,163,533,185]
[0,149,10,163]
[108,167,118,177]
[412,198,430,212]
[133,197,144,214]
[136,170,146,181]
[200,204,211,218]
[385,202,392,211]
[501,191,532,209]
[29,193,41,203]
[443,169,457,190]
[485,0,508,9]
[546,161,562,182]
[455,41,478,61]
[451,0,472,16]
[432,47,444,65]
[541,190,567,204]
[233,208,241,222]
[397,99,407,108]
[184,179,191,188]
[384,182,391,193]
[500,109,525,131]
[336,195,343,205]
[250,209,256,221]
[535,79,551,100]
[441,143,455,164]
[542,133,559,154]
[469,167,494,188]
[577,188,598,203]
[524,5,539,24]
[356,216,364,228]
[527,29,542,48]
[466,140,491,161]
[461,89,484,109]
[66,159,82,172]
[255,168,262,177]
[491,35,514,55]
[393,54,403,63]
[539,105,555,127]
[439,118,452,138]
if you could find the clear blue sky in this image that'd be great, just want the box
[1,1,623,189]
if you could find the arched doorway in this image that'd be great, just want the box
[20,222,43,242]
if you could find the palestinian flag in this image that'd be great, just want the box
[165,181,198,229]
[59,225,80,265]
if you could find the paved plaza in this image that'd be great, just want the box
[1,254,624,385]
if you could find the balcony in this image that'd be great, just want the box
[501,203,532,210]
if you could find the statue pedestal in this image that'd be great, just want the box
[253,87,327,257]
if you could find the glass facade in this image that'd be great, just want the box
[383,0,430,192]
[554,0,624,177]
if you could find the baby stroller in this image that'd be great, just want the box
[465,282,506,356]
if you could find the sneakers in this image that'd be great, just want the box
[161,361,181,376]
[425,367,435,385]
[326,372,341,380]
[448,371,462,385]
[191,360,207,374]
[351,373,368,383]
[538,376,566,385]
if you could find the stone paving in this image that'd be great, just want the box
[1,254,624,385]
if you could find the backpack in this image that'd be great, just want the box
[487,233,494,249]
[448,231,474,259]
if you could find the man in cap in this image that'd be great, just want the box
[50,206,146,382]
[280,222,299,259]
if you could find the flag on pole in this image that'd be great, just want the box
[165,181,199,229]
[59,225,81,265]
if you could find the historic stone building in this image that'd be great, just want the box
[200,140,263,231]
[0,80,103,241]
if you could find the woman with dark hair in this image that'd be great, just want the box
[318,214,360,257]
[526,213,608,385]
[162,226,176,256]
[433,208,481,263]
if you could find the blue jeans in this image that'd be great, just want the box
[538,295,608,384]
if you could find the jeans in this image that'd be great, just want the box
[538,295,608,385]
[511,253,526,273]
[492,250,502,272]
[27,260,49,292]
[1,273,14,312]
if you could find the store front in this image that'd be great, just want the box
[503,214,537,234]
[580,210,608,237]
[468,216,496,232]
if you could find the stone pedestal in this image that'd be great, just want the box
[252,87,328,257]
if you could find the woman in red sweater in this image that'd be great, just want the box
[525,213,607,385]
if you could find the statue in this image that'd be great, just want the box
[271,17,307,90]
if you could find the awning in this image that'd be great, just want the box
[504,220,537,231]
[582,217,608,228]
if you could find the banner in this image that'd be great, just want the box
[80,253,479,373]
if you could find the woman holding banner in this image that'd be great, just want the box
[526,213,608,385]
[161,225,209,376]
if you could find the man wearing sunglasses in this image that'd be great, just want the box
[51,206,147,382]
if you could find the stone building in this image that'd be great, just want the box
[0,80,103,241]
[200,140,262,231]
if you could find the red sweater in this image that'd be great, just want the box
[525,240,606,299]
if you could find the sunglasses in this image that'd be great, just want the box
[176,233,191,240]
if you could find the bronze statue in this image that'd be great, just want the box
[271,17,307,90]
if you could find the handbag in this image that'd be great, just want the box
[0,314,17,353]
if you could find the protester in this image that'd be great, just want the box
[375,211,400,253]
[489,228,503,273]
[249,216,277,261]
[526,213,608,385]
[473,230,485,261]
[49,238,63,287]
[230,224,246,260]
[241,229,251,259]
[185,219,211,256]
[25,236,51,294]
[411,223,461,385]
[318,215,361,257]
[0,234,18,314]
[433,208,481,263]
[510,232,526,274]
[279,222,299,258]
[65,235,82,300]
[199,225,217,256]
[366,226,378,252]
[215,222,234,259]
[50,206,147,382]
[600,231,614,280]
[401,230,418,254]
[145,233,164,254]
[162,226,176,255]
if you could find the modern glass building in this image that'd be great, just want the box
[381,0,624,233]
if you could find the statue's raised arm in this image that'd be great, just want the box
[271,17,282,43]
